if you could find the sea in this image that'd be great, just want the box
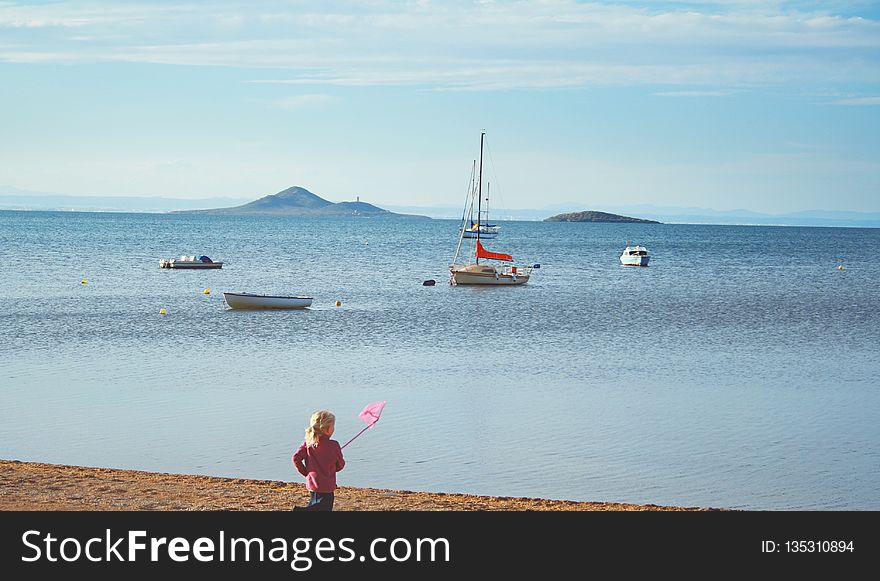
[1,210,878,510]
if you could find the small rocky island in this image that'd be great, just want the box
[544,210,660,223]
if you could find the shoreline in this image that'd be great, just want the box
[0,460,722,511]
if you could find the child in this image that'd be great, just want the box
[292,410,345,511]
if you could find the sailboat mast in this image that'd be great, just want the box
[476,131,484,262]
[486,181,489,226]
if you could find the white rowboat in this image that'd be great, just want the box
[223,292,313,310]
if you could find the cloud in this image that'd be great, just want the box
[2,18,92,28]
[0,1,878,90]
[830,96,880,105]
[0,2,163,29]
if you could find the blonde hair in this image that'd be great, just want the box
[305,410,335,447]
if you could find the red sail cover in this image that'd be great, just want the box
[476,240,513,262]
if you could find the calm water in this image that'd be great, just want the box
[1,210,878,510]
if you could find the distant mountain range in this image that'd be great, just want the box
[382,203,880,227]
[0,185,251,212]
[1,186,879,227]
[174,186,426,217]
[0,185,425,218]
[544,211,660,224]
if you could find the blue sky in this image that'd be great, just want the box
[1,0,878,212]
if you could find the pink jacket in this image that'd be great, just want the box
[292,436,345,493]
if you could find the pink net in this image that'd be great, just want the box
[358,401,387,427]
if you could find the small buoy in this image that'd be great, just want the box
[837,265,845,270]
[335,300,342,307]
[364,240,369,245]
[81,279,88,284]
[422,279,436,286]
[159,308,167,315]
[203,288,211,294]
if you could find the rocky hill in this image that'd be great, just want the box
[177,186,424,217]
[545,210,660,223]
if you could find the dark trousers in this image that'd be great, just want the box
[293,491,334,512]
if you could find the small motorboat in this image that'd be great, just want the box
[223,292,313,310]
[160,255,223,269]
[620,244,650,266]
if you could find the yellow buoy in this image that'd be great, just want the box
[81,279,88,284]
[837,265,844,270]
[203,288,211,294]
[159,308,167,315]
[335,300,342,307]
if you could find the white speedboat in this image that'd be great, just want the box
[160,255,223,269]
[620,245,650,266]
[223,292,313,309]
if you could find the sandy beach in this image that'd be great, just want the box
[0,460,720,511]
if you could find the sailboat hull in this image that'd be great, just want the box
[449,264,529,286]
[461,230,498,239]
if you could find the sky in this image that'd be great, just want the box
[1,0,878,213]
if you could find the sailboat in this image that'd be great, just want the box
[449,132,531,286]
[460,175,500,239]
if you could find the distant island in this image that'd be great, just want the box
[175,186,427,218]
[544,211,660,224]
